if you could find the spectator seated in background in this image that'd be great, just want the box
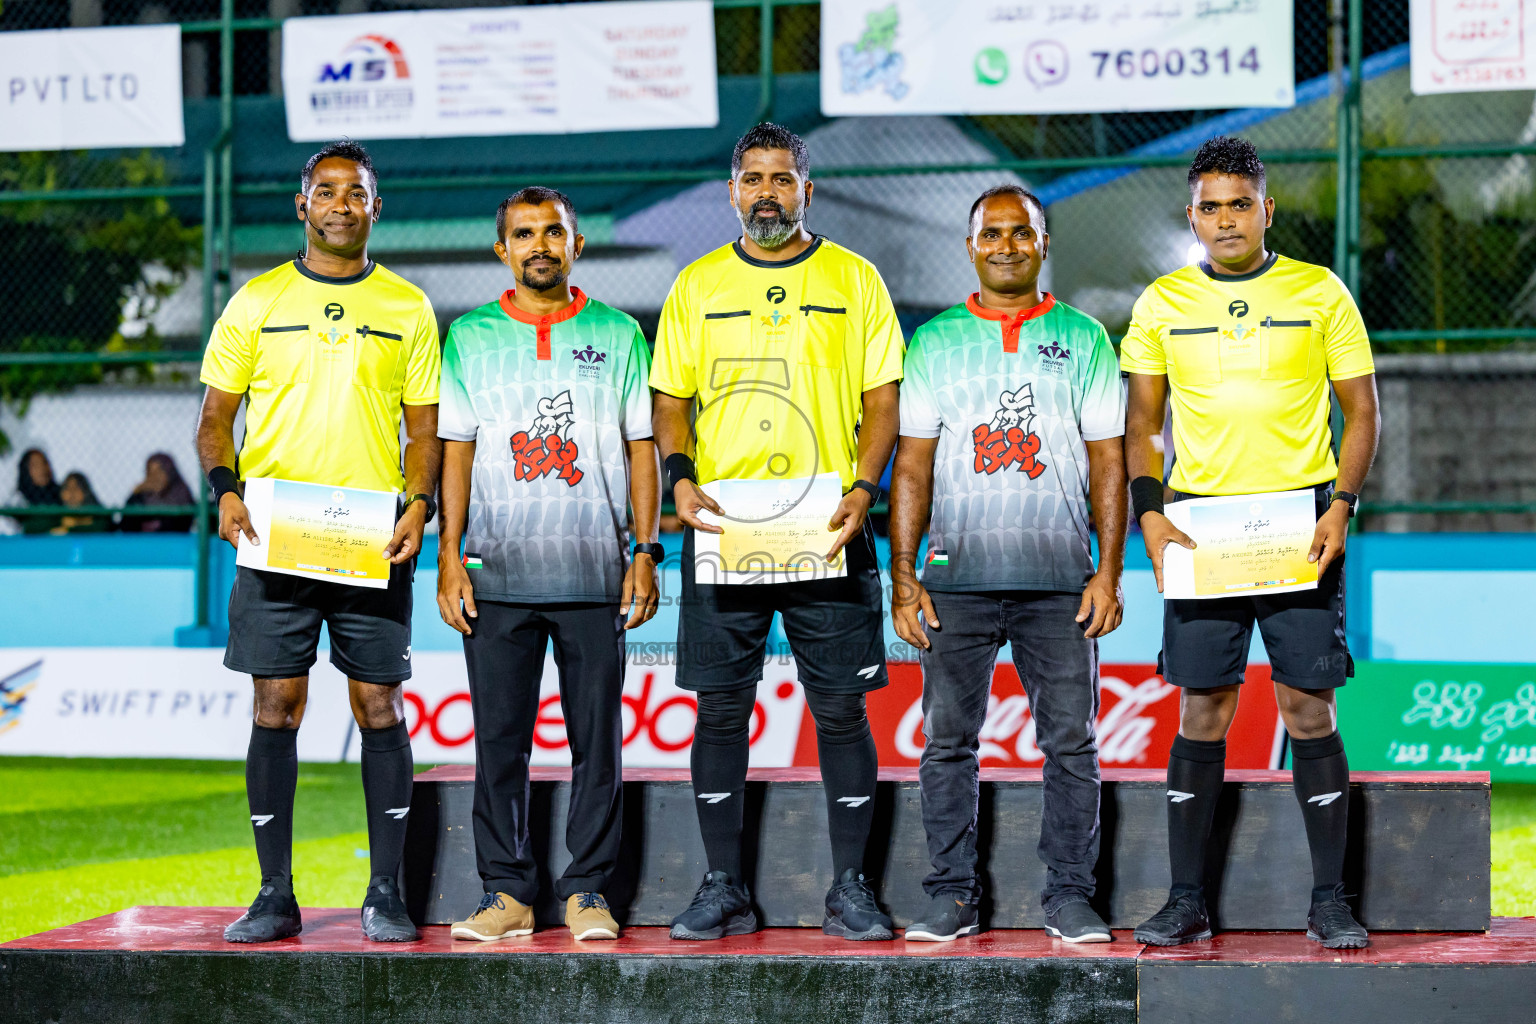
[14,448,63,535]
[52,472,111,535]
[120,452,195,533]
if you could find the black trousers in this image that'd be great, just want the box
[462,600,625,903]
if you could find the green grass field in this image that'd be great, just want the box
[0,755,1532,943]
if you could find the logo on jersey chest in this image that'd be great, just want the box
[760,308,793,340]
[972,384,1046,478]
[510,390,583,487]
[317,324,351,355]
[571,344,607,380]
[1037,340,1071,375]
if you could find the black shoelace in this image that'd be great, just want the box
[576,893,609,911]
[832,875,881,912]
[1149,891,1204,924]
[686,877,734,911]
[474,892,507,916]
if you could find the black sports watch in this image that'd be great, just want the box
[848,479,881,503]
[1330,490,1359,518]
[633,542,664,562]
[403,493,438,524]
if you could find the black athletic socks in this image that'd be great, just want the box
[246,724,299,883]
[1165,734,1226,891]
[689,691,753,881]
[360,721,414,881]
[1291,731,1349,890]
[808,693,878,879]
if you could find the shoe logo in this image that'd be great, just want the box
[1307,791,1342,807]
[385,807,410,819]
[697,792,731,804]
[251,814,274,826]
[1167,790,1195,803]
[402,646,411,661]
[837,796,871,808]
[856,665,880,679]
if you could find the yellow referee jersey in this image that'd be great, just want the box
[1120,253,1373,496]
[200,260,441,493]
[649,236,904,489]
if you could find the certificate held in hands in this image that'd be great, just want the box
[235,477,398,589]
[693,472,849,585]
[1161,488,1320,600]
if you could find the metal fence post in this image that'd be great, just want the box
[752,0,775,126]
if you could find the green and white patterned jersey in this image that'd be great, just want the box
[900,293,1124,594]
[438,288,652,603]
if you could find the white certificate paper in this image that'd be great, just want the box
[693,472,849,585]
[1161,489,1321,600]
[235,477,398,589]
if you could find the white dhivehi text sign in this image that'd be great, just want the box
[821,0,1295,116]
[0,24,184,152]
[281,0,718,142]
[1411,0,1536,94]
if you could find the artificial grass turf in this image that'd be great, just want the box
[0,756,1532,943]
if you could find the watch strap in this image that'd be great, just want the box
[404,492,437,524]
[1331,490,1359,518]
[849,479,881,502]
[633,542,664,561]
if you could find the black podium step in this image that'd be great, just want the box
[5,909,1532,1024]
[402,767,1490,932]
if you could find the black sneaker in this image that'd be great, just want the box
[904,892,978,942]
[670,871,758,940]
[1307,884,1368,949]
[823,868,895,941]
[224,875,302,943]
[361,875,419,943]
[1045,900,1112,943]
[1133,889,1212,946]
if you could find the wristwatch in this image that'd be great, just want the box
[848,479,881,503]
[403,493,438,524]
[633,542,665,561]
[1330,490,1359,518]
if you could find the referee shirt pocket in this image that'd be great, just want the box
[1260,319,1314,381]
[354,325,405,392]
[797,303,848,369]
[256,326,312,385]
[1166,326,1221,386]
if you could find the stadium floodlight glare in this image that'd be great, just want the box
[1186,240,1206,265]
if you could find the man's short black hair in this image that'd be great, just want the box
[300,139,377,195]
[495,186,578,241]
[731,122,810,179]
[968,184,1047,239]
[1187,135,1266,196]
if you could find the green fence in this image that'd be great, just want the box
[3,0,1536,626]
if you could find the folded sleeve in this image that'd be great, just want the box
[1118,288,1166,375]
[861,263,905,390]
[648,274,698,399]
[621,325,654,441]
[1079,321,1127,442]
[1322,272,1375,380]
[436,326,478,442]
[897,330,940,439]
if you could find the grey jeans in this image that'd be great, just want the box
[917,589,1102,914]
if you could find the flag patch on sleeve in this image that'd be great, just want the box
[462,553,483,569]
[926,549,949,566]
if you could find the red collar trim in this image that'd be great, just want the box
[966,292,1055,353]
[499,287,587,326]
[499,288,587,360]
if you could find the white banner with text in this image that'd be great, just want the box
[1411,0,1536,94]
[0,24,184,152]
[281,0,718,142]
[821,0,1295,116]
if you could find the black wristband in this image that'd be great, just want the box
[665,453,697,489]
[208,466,240,503]
[1130,476,1165,522]
[849,479,881,502]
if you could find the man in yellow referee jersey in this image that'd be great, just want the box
[195,141,442,944]
[652,123,904,941]
[1122,137,1379,949]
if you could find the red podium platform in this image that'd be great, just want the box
[3,908,1533,1024]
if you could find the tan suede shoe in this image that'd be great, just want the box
[451,892,534,941]
[566,893,619,940]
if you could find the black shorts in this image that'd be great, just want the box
[224,561,414,684]
[1159,484,1352,691]
[677,523,888,695]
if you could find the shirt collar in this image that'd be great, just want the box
[498,287,588,325]
[965,291,1056,323]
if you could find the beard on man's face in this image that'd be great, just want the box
[737,196,803,247]
[520,257,568,291]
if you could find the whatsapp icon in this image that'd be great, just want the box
[974,47,1008,86]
